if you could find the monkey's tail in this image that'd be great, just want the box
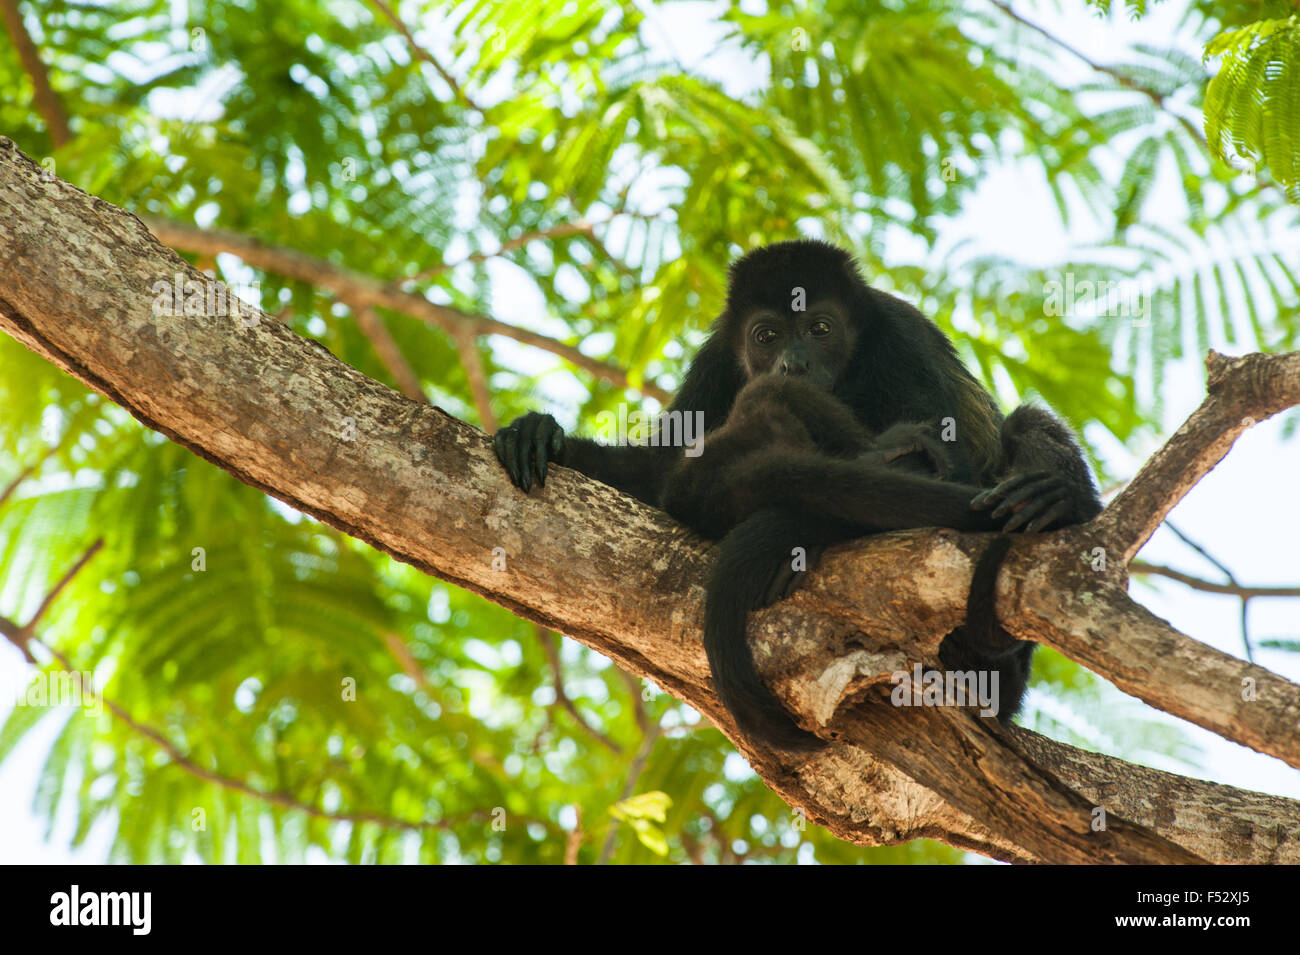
[704,512,828,753]
[954,534,1039,720]
[965,535,1019,654]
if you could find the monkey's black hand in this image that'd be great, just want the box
[493,412,565,492]
[760,544,825,608]
[970,470,1075,533]
[865,422,952,478]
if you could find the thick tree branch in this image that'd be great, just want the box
[2,137,1296,864]
[999,541,1300,769]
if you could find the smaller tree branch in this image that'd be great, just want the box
[353,305,428,403]
[140,217,671,404]
[538,626,621,753]
[1132,561,1300,599]
[451,324,498,430]
[1000,532,1300,770]
[0,0,72,147]
[1099,350,1300,563]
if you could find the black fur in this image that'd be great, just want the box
[493,240,1101,751]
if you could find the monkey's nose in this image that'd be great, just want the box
[781,359,809,376]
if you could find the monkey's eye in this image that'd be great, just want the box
[754,327,779,345]
[809,319,832,337]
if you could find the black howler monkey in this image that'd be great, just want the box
[494,240,1101,751]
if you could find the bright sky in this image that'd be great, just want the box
[1,0,1297,865]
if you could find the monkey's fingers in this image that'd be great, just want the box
[523,414,563,488]
[871,438,949,478]
[1001,489,1069,532]
[1022,500,1072,534]
[989,476,1063,520]
[534,415,566,489]
[493,428,524,489]
[857,450,892,467]
[878,442,921,464]
[761,544,824,607]
[763,565,805,607]
[493,413,564,492]
[917,436,953,479]
[970,471,1053,512]
[516,415,546,491]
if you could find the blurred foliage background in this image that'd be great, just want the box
[1,0,1298,864]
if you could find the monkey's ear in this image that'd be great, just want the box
[669,323,745,427]
[838,249,868,288]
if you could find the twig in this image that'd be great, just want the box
[452,325,498,430]
[27,538,102,627]
[618,667,650,735]
[1099,350,1300,563]
[417,221,598,279]
[564,805,583,865]
[368,0,482,113]
[597,720,662,864]
[1167,520,1272,661]
[0,460,39,509]
[13,548,558,841]
[538,626,621,753]
[354,304,428,403]
[1131,561,1300,599]
[990,0,1204,144]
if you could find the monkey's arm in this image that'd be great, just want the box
[493,412,672,506]
[728,450,1002,534]
[495,333,744,504]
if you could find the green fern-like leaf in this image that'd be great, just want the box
[1204,16,1300,197]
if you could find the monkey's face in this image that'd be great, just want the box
[738,298,858,390]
